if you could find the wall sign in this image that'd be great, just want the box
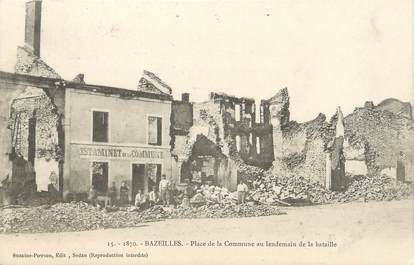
[77,144,164,160]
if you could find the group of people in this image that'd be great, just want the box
[134,174,174,209]
[87,181,130,207]
[183,179,250,206]
[87,174,250,208]
[87,174,172,208]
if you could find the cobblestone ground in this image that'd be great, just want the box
[0,199,413,265]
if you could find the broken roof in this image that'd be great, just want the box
[0,71,172,101]
[137,70,173,96]
[67,81,173,101]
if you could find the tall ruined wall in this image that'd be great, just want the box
[0,72,66,193]
[272,113,333,184]
[269,88,335,185]
[0,80,27,178]
[15,47,61,79]
[344,104,414,180]
[269,87,413,185]
[171,101,226,162]
[10,88,61,162]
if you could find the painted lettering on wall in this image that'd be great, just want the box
[78,146,164,160]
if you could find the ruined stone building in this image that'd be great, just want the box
[0,1,412,202]
[1,1,174,201]
[170,92,274,190]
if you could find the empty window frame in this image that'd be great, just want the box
[92,111,109,142]
[234,104,241,121]
[236,135,241,152]
[255,102,261,123]
[148,116,162,145]
[256,136,261,154]
[260,105,264,123]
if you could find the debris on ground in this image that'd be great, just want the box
[333,174,413,202]
[1,171,412,234]
[0,200,284,234]
[251,172,413,205]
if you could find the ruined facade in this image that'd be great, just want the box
[343,99,414,182]
[169,83,413,192]
[267,88,413,187]
[1,0,412,203]
[170,92,274,191]
[0,72,65,198]
[1,1,175,202]
[263,88,334,185]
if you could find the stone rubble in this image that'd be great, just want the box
[0,200,284,234]
[251,172,413,205]
[1,169,411,234]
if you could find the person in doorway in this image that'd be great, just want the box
[159,174,169,206]
[119,181,129,205]
[237,180,248,204]
[88,185,98,206]
[107,181,117,206]
[148,186,157,207]
[134,190,142,207]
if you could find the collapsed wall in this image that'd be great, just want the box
[9,87,62,191]
[171,93,273,190]
[268,88,334,185]
[344,101,414,181]
[15,46,61,79]
[268,88,413,186]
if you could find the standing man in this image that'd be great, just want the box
[159,174,169,206]
[237,180,248,204]
[119,181,129,205]
[88,185,98,206]
[107,181,117,206]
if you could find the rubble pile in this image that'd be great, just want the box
[250,172,413,205]
[0,200,284,234]
[334,174,413,202]
[170,204,282,219]
[235,161,265,184]
[251,173,332,204]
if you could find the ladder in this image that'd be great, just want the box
[11,112,22,154]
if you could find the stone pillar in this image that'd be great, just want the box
[267,88,289,163]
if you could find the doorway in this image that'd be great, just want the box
[132,164,145,201]
[91,162,109,194]
[131,163,162,200]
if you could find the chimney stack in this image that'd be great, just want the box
[25,0,42,57]
[181,93,190,102]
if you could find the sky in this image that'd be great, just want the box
[0,0,412,122]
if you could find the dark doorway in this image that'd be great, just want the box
[132,164,145,200]
[91,162,108,194]
[330,137,346,191]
